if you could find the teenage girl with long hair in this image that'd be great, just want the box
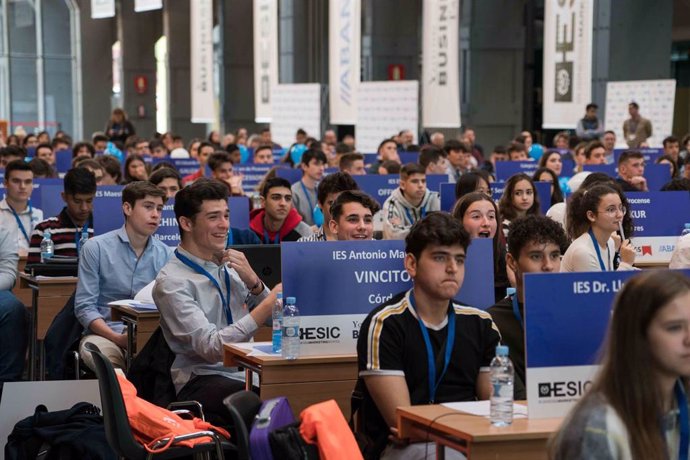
[498,173,540,239]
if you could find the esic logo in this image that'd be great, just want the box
[538,380,592,398]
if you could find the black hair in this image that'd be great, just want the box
[96,155,123,184]
[151,161,177,173]
[400,162,425,179]
[28,158,54,178]
[64,167,97,196]
[1,145,26,159]
[418,145,447,169]
[208,151,232,171]
[379,160,401,174]
[508,215,568,259]
[124,154,149,183]
[532,167,564,206]
[454,170,491,200]
[174,178,228,239]
[254,144,273,157]
[149,167,182,188]
[316,172,359,205]
[406,212,470,259]
[224,143,240,154]
[498,173,540,220]
[586,103,598,111]
[617,150,644,166]
[300,148,327,166]
[377,138,397,154]
[584,141,605,159]
[443,139,469,154]
[92,133,108,145]
[4,159,32,179]
[72,142,95,158]
[629,101,639,109]
[335,142,354,155]
[566,184,626,240]
[122,181,167,209]
[261,177,292,198]
[36,143,52,154]
[663,136,679,147]
[339,153,364,172]
[656,154,679,178]
[329,190,380,222]
[660,178,690,191]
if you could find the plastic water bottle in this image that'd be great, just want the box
[282,297,300,360]
[40,230,54,263]
[490,345,514,427]
[272,293,283,353]
[681,223,690,238]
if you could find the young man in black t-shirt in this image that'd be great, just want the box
[487,215,568,400]
[356,212,500,459]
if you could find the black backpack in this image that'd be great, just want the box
[5,402,116,460]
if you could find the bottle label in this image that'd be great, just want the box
[283,325,299,338]
[272,319,281,331]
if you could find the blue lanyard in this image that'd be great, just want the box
[175,249,234,324]
[75,224,89,251]
[409,291,456,404]
[588,228,609,271]
[299,180,315,215]
[7,201,32,243]
[511,294,523,330]
[263,230,279,244]
[676,381,689,460]
[226,229,233,248]
[403,204,427,225]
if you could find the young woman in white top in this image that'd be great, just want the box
[561,184,636,272]
[550,271,690,459]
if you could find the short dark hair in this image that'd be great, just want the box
[584,140,605,159]
[74,158,104,174]
[261,177,292,198]
[208,151,232,171]
[28,158,53,178]
[507,215,568,259]
[296,128,307,136]
[663,136,679,148]
[52,137,70,150]
[150,166,182,184]
[507,143,527,158]
[629,101,639,109]
[122,181,167,210]
[36,143,52,154]
[454,170,491,200]
[64,167,97,196]
[379,160,401,174]
[4,159,32,180]
[300,148,327,166]
[224,143,240,154]
[329,190,380,222]
[377,138,397,154]
[604,130,616,137]
[405,212,470,259]
[418,146,446,169]
[660,178,690,191]
[335,142,354,155]
[400,162,425,179]
[174,178,228,239]
[72,142,95,158]
[1,145,26,159]
[339,153,364,172]
[443,139,469,154]
[92,134,108,145]
[317,171,359,205]
[617,150,644,166]
[254,145,273,158]
[586,103,598,111]
[96,155,122,183]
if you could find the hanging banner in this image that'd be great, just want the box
[190,0,214,123]
[421,0,461,128]
[91,0,115,19]
[134,0,162,12]
[253,0,279,123]
[329,0,361,125]
[542,0,593,129]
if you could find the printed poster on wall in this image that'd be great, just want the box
[604,80,676,148]
[421,0,461,128]
[253,0,279,123]
[542,0,593,129]
[270,84,322,149]
[356,81,418,154]
[329,0,361,125]
[190,0,214,123]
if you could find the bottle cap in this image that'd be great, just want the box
[506,287,516,296]
[496,345,509,356]
[43,229,51,238]
[286,297,296,304]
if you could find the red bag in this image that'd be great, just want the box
[116,372,230,453]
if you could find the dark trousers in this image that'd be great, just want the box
[177,374,246,429]
[0,291,27,383]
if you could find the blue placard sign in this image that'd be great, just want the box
[228,196,250,230]
[276,168,303,185]
[495,161,539,182]
[92,186,126,235]
[233,164,275,195]
[55,150,73,174]
[643,163,671,191]
[440,183,456,212]
[399,152,419,164]
[39,183,69,218]
[583,163,616,177]
[353,174,447,206]
[613,149,662,165]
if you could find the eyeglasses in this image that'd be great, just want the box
[598,205,626,216]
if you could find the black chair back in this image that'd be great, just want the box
[223,391,262,460]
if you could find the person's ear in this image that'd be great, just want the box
[586,210,597,223]
[506,252,518,275]
[122,201,133,218]
[404,253,417,278]
[179,215,193,233]
[328,218,338,236]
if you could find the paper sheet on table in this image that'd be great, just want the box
[440,400,528,418]
[134,280,155,303]
[108,281,158,310]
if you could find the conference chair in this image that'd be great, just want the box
[86,342,232,459]
[223,391,262,460]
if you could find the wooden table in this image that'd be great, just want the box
[12,256,32,307]
[110,304,161,370]
[397,404,562,460]
[223,342,358,417]
[20,273,78,380]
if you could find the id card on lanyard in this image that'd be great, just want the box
[175,249,234,324]
[8,201,32,244]
[409,291,455,404]
[588,228,609,271]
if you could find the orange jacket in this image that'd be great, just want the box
[300,400,363,460]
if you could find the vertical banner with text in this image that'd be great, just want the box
[329,0,361,125]
[253,0,279,123]
[421,0,460,128]
[190,0,214,123]
[91,0,115,19]
[542,0,593,129]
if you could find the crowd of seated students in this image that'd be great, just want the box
[1,119,690,458]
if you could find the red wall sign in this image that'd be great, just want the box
[134,75,148,95]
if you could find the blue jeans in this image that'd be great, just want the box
[0,290,27,382]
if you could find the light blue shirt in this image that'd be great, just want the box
[75,225,172,334]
